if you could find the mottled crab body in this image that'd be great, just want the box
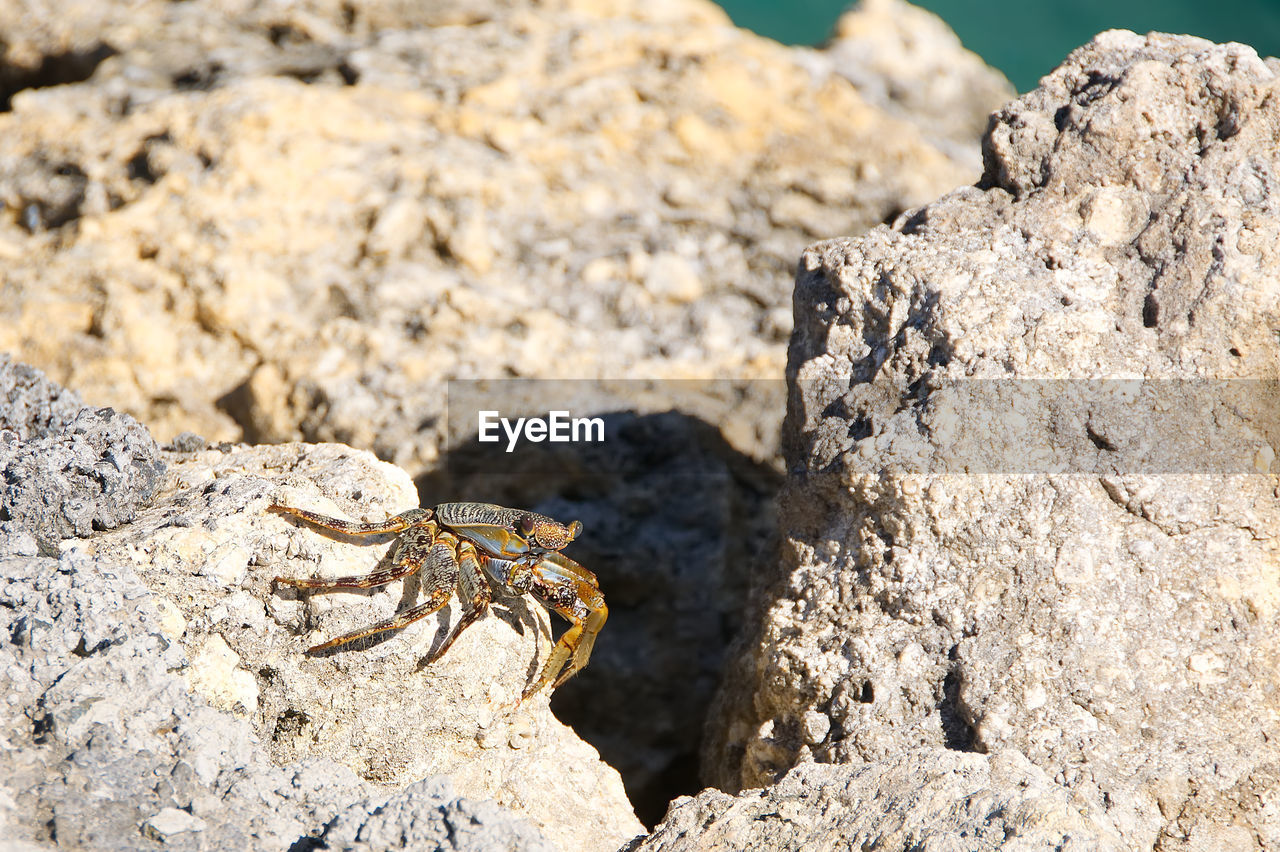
[270,501,605,700]
[432,502,582,563]
[484,550,607,696]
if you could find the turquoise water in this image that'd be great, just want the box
[716,0,1280,91]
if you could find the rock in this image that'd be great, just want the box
[0,550,373,851]
[0,0,986,473]
[318,775,555,852]
[0,0,1009,823]
[141,808,208,842]
[0,356,164,556]
[79,439,644,851]
[822,0,1016,170]
[706,31,1280,850]
[633,749,1124,850]
[0,363,600,851]
[0,353,86,438]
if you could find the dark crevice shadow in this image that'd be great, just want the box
[939,668,977,752]
[0,43,118,112]
[417,408,783,828]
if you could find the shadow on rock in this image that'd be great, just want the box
[417,409,782,827]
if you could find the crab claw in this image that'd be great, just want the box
[519,551,607,700]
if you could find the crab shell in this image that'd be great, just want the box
[431,502,582,560]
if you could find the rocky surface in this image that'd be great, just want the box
[632,749,1123,851]
[2,550,367,851]
[79,439,645,851]
[0,0,1003,469]
[310,775,556,852]
[705,30,1280,851]
[823,0,1016,171]
[6,8,1279,851]
[0,363,626,851]
[0,365,599,849]
[0,0,1011,829]
[0,356,165,556]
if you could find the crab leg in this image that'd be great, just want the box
[274,523,438,589]
[275,563,418,590]
[302,538,457,652]
[269,504,430,536]
[421,541,494,666]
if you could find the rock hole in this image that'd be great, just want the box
[1085,424,1117,452]
[126,133,173,184]
[859,681,874,703]
[337,60,360,86]
[340,2,357,30]
[939,669,975,752]
[32,709,55,745]
[0,42,118,112]
[172,62,224,91]
[17,162,88,232]
[1142,292,1159,328]
[268,24,310,47]
[273,708,312,743]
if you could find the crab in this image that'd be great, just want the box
[269,501,606,701]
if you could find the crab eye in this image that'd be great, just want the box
[518,516,537,536]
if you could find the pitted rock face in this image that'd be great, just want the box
[80,441,644,852]
[0,358,165,555]
[706,31,1280,851]
[0,0,1012,828]
[635,750,1125,852]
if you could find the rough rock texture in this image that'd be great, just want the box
[0,550,558,852]
[316,776,555,852]
[822,0,1016,170]
[0,363,597,851]
[0,0,1011,826]
[0,0,1001,465]
[78,439,644,851]
[0,354,85,439]
[1,551,369,851]
[0,356,165,556]
[633,749,1123,851]
[706,31,1280,851]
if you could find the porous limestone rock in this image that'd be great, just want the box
[0,356,164,556]
[705,31,1280,851]
[633,749,1123,851]
[317,775,556,852]
[0,0,994,470]
[823,0,1016,170]
[0,0,1011,822]
[0,550,370,851]
[0,364,601,851]
[79,440,644,851]
[0,544,558,852]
